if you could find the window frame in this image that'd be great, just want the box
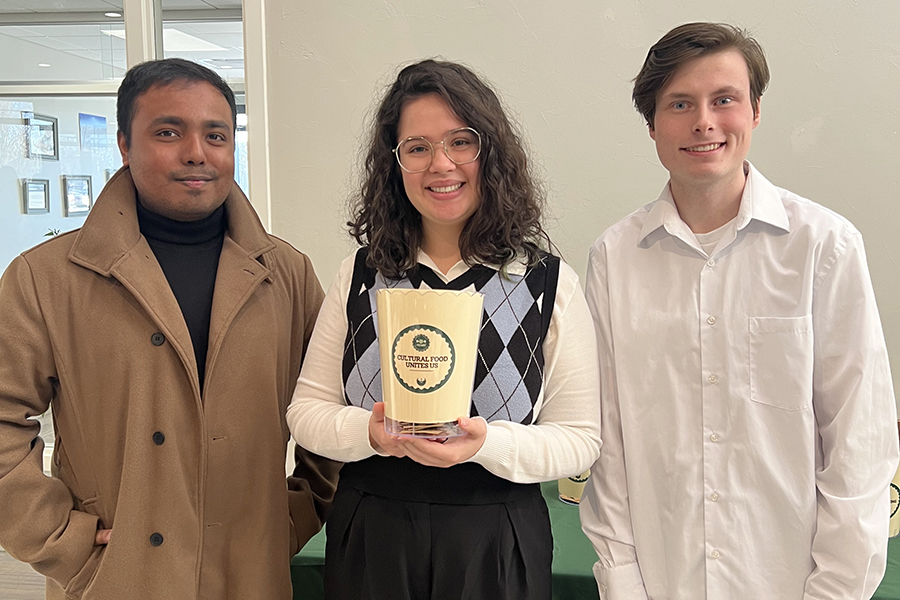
[0,0,262,221]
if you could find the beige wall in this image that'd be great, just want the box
[260,0,900,399]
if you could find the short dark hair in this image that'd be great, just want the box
[117,58,237,146]
[347,59,552,279]
[633,22,769,128]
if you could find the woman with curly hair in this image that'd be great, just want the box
[287,59,600,600]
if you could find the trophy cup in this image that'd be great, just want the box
[891,420,900,537]
[376,288,484,438]
[558,470,591,505]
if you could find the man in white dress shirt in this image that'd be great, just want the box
[580,22,899,599]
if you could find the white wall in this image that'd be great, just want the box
[260,0,900,400]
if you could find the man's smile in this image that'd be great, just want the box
[682,143,723,153]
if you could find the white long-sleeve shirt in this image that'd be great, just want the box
[580,163,899,599]
[287,251,601,484]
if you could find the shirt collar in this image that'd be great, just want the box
[735,162,791,233]
[415,249,528,282]
[638,161,790,244]
[68,166,274,277]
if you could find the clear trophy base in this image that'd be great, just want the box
[385,416,464,439]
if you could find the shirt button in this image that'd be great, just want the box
[710,548,721,559]
[150,332,166,346]
[710,433,719,442]
[707,259,716,267]
[708,374,718,384]
[152,431,165,446]
[710,491,720,502]
[707,316,717,325]
[149,532,164,547]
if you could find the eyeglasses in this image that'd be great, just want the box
[393,127,482,173]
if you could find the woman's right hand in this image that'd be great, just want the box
[368,402,408,458]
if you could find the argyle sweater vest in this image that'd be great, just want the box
[341,247,560,425]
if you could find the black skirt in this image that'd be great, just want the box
[324,457,553,600]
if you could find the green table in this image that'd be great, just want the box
[294,494,900,599]
[875,536,900,599]
[291,481,600,599]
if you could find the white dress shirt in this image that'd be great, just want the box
[580,163,899,599]
[286,251,601,483]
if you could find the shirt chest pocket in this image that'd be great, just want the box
[749,315,814,411]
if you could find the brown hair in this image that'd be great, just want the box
[347,59,551,279]
[633,22,769,128]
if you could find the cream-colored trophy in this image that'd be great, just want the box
[558,470,591,505]
[891,421,900,538]
[376,288,484,438]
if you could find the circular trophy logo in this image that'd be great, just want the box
[391,324,455,394]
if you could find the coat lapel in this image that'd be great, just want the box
[204,235,271,382]
[68,168,200,398]
[201,181,276,391]
[66,167,276,402]
[111,239,200,397]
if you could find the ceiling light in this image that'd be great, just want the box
[104,12,122,18]
[38,63,51,68]
[220,65,232,69]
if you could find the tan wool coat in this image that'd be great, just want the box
[0,169,340,599]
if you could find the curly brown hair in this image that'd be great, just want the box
[633,22,769,129]
[347,59,552,279]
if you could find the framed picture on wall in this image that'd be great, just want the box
[22,178,50,214]
[25,113,59,161]
[78,113,107,151]
[62,175,92,217]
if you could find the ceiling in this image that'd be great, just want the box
[0,0,242,13]
[0,1,243,83]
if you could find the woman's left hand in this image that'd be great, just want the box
[397,416,487,468]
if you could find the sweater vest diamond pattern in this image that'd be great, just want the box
[341,248,559,424]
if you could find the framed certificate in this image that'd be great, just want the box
[62,175,93,216]
[25,113,59,161]
[22,178,50,214]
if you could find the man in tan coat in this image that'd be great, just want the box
[0,58,340,599]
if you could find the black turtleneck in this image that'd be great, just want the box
[136,202,226,393]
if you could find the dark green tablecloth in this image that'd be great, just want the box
[875,536,900,599]
[291,481,600,599]
[292,488,900,599]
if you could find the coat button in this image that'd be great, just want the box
[150,332,166,346]
[149,532,164,547]
[152,431,165,446]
